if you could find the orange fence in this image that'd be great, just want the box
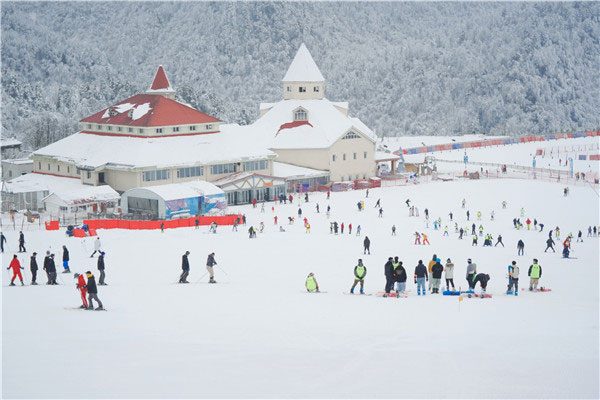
[82,215,242,231]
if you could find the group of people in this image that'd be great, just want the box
[179,251,218,284]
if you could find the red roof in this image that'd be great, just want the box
[277,120,313,134]
[80,94,221,127]
[150,65,171,90]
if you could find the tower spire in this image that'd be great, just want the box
[282,44,325,100]
[147,65,176,99]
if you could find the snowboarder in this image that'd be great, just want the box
[414,260,428,296]
[473,273,491,294]
[444,258,455,291]
[495,234,504,247]
[384,257,394,294]
[431,258,443,294]
[206,252,217,283]
[305,272,319,292]
[90,236,102,258]
[7,254,24,286]
[393,258,407,294]
[517,239,525,256]
[44,253,57,285]
[62,245,71,273]
[179,251,190,283]
[466,259,477,290]
[85,271,103,310]
[507,261,519,295]
[363,236,371,254]
[528,259,542,291]
[0,232,6,252]
[350,259,367,294]
[74,273,88,309]
[30,252,38,285]
[18,231,25,253]
[391,225,396,236]
[97,252,106,285]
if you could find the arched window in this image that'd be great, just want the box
[294,109,308,121]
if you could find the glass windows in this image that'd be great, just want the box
[313,86,319,92]
[299,87,306,93]
[177,166,204,178]
[294,109,307,121]
[206,124,213,130]
[142,169,170,182]
[211,163,237,175]
[243,160,268,172]
[342,131,360,140]
[332,154,336,162]
[353,152,357,160]
[364,151,368,159]
[173,127,180,132]
[343,153,346,161]
[156,128,163,134]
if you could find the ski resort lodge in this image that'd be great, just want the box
[2,44,383,217]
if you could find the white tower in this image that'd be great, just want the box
[282,43,325,100]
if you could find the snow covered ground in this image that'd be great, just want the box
[2,179,599,398]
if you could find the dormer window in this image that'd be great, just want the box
[342,131,360,140]
[313,86,319,92]
[108,108,118,117]
[294,108,308,121]
[299,87,306,93]
[127,110,134,118]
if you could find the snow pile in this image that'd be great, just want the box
[272,161,328,178]
[2,173,82,194]
[46,185,120,205]
[132,180,224,201]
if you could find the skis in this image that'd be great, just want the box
[303,291,327,294]
[343,292,372,296]
[466,293,492,299]
[64,307,107,311]
[522,288,552,292]
[375,291,407,298]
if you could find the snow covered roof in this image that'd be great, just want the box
[375,151,401,161]
[126,180,224,201]
[1,137,22,148]
[282,43,325,82]
[1,158,33,165]
[43,185,120,205]
[2,173,82,194]
[272,162,329,179]
[147,65,174,93]
[32,124,276,170]
[80,93,220,128]
[247,98,377,149]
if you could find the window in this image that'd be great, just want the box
[107,125,112,131]
[243,160,268,172]
[76,168,81,175]
[356,174,360,180]
[342,131,360,140]
[210,163,236,175]
[294,109,307,121]
[117,127,122,132]
[353,152,357,160]
[299,87,306,93]
[206,124,213,130]
[287,86,291,92]
[190,125,197,131]
[364,151,367,159]
[332,154,336,162]
[38,162,41,169]
[87,171,91,179]
[47,163,50,171]
[173,127,180,133]
[138,128,144,134]
[343,154,346,161]
[98,172,105,183]
[59,206,67,212]
[67,167,70,173]
[313,86,319,92]
[9,170,12,178]
[128,128,134,133]
[156,128,163,134]
[87,124,92,129]
[177,166,204,178]
[142,169,170,182]
[363,174,366,179]
[57,165,60,172]
[97,125,102,130]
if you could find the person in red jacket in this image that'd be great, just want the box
[526,218,531,230]
[74,273,88,309]
[7,254,24,286]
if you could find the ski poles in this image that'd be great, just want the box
[194,271,209,283]
[216,264,228,276]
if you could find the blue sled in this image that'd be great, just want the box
[460,290,475,294]
[443,290,461,296]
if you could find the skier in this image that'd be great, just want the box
[526,218,531,230]
[507,261,519,295]
[384,257,395,294]
[461,199,466,208]
[160,223,165,233]
[232,219,239,231]
[588,226,593,237]
[414,232,421,245]
[242,214,246,225]
[472,234,478,246]
[341,223,344,234]
[422,233,430,245]
[62,245,71,273]
[260,203,265,213]
[179,251,190,283]
[405,199,410,207]
[304,193,309,203]
[97,252,106,285]
[305,272,319,293]
[363,236,371,254]
[85,271,103,310]
[393,258,407,294]
[0,232,6,252]
[459,228,464,240]
[431,258,444,294]
[44,253,57,285]
[333,222,339,234]
[520,208,525,217]
[490,211,495,220]
[366,189,369,198]
[374,199,381,208]
[424,208,429,219]
[555,227,560,240]
[466,259,477,291]
[473,273,491,295]
[466,210,470,221]
[90,236,102,258]
[477,211,482,220]
[18,231,26,252]
[274,216,278,225]
[479,225,484,237]
[528,259,542,291]
[427,254,437,291]
[502,201,507,209]
[517,239,525,256]
[356,225,361,236]
[74,273,88,309]
[444,258,455,291]
[206,252,217,283]
[414,260,428,296]
[7,254,25,286]
[305,222,311,233]
[378,208,383,218]
[195,218,200,229]
[471,223,476,235]
[576,230,583,242]
[298,207,302,218]
[562,237,571,258]
[391,225,396,236]
[539,223,544,232]
[30,252,38,285]
[357,201,362,211]
[350,259,367,294]
[495,234,504,247]
[316,204,320,213]
[533,219,537,229]
[443,226,449,236]
[448,212,453,221]
[348,224,352,235]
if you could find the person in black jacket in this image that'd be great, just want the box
[85,271,103,310]
[414,260,428,296]
[473,273,491,294]
[363,236,371,255]
[384,257,394,293]
[18,231,26,252]
[393,258,407,294]
[30,252,38,285]
[544,237,555,253]
[0,232,6,252]
[62,245,70,273]
[431,259,444,294]
[517,239,525,256]
[97,252,106,285]
[44,253,57,285]
[206,252,217,283]
[179,251,190,283]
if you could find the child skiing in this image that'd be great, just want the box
[305,273,319,293]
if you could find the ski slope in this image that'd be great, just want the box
[2,179,599,398]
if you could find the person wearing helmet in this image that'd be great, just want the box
[85,271,103,310]
[305,273,319,293]
[350,259,367,294]
[74,273,88,309]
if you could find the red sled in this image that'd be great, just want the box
[467,293,492,298]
